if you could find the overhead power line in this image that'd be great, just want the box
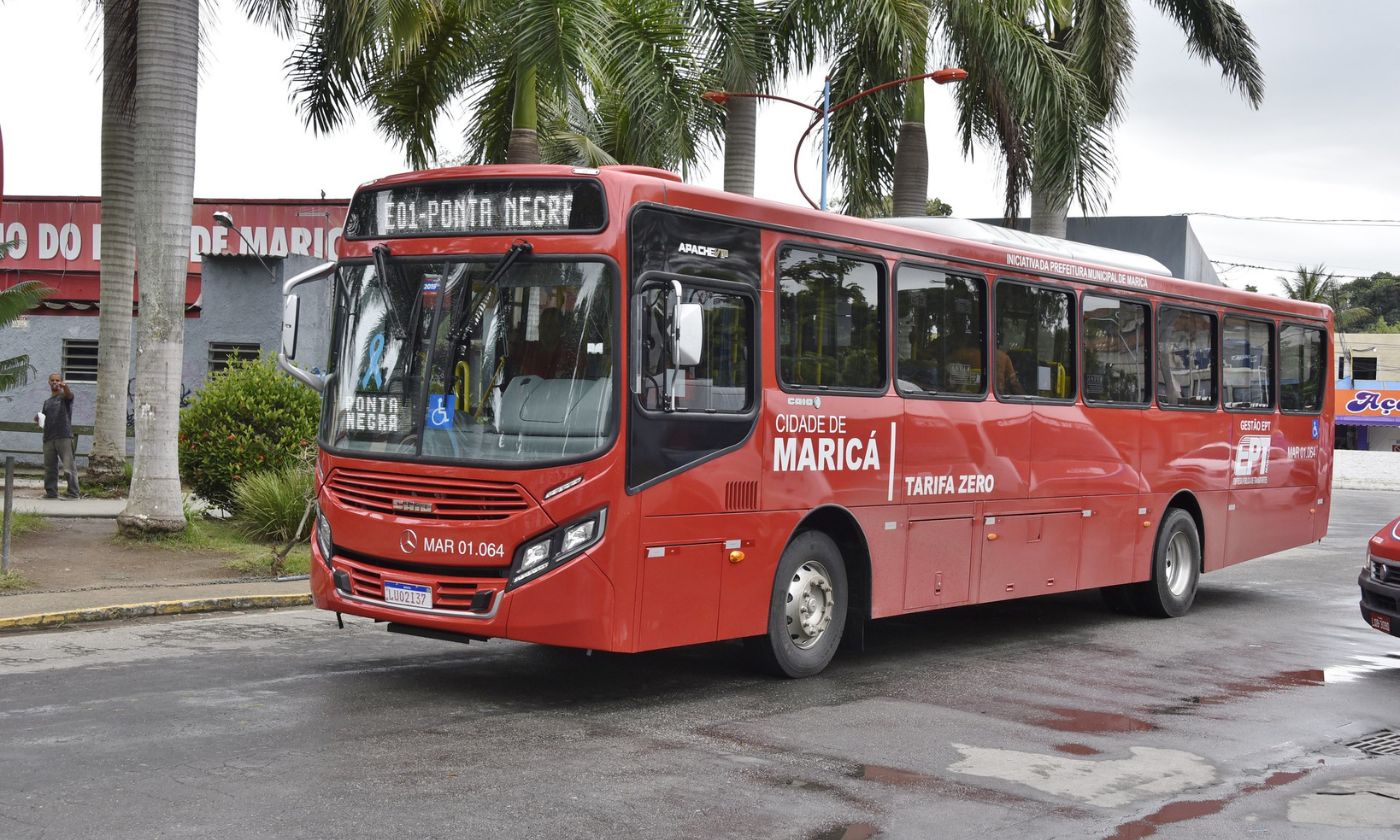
[1210,260,1385,281]
[1178,212,1400,227]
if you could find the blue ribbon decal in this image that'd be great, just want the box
[361,333,386,388]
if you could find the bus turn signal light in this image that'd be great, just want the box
[729,550,745,564]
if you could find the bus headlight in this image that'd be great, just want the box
[508,508,607,590]
[315,505,333,566]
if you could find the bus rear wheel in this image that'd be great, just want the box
[1132,508,1201,618]
[747,531,848,678]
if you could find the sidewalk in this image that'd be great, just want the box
[2,481,312,631]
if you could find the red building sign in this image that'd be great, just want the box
[0,195,346,314]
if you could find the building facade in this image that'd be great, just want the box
[1334,332,1400,451]
[0,195,344,465]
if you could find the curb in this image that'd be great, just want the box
[0,593,313,631]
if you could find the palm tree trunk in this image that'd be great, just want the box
[1029,187,1069,238]
[118,0,197,535]
[89,0,138,484]
[891,122,928,216]
[723,95,756,195]
[891,36,928,217]
[507,63,541,164]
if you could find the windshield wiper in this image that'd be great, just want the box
[372,244,410,340]
[450,240,534,343]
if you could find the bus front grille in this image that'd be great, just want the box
[327,468,531,521]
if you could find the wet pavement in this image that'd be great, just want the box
[1,488,1398,839]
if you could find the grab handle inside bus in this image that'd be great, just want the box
[278,260,337,392]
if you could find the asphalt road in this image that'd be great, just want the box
[2,489,1399,840]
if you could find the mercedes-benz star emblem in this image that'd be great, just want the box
[399,528,418,554]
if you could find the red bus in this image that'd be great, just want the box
[279,164,1333,677]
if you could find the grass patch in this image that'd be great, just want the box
[4,511,49,538]
[226,544,311,578]
[115,516,310,578]
[0,570,31,591]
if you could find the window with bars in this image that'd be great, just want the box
[207,342,262,373]
[61,339,99,383]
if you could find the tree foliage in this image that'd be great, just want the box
[179,356,321,511]
[286,0,721,173]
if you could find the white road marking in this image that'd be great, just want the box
[949,743,1217,807]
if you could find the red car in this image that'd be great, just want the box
[1361,516,1400,637]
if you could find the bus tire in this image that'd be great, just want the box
[1133,508,1201,618]
[747,530,848,678]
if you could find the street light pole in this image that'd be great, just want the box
[703,67,968,212]
[212,210,278,281]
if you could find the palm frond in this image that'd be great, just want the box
[1068,0,1135,122]
[0,282,51,325]
[286,0,383,134]
[1148,0,1264,106]
[234,0,301,37]
[365,2,484,168]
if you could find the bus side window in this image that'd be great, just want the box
[637,284,753,414]
[1157,307,1217,408]
[1280,324,1325,412]
[1223,316,1274,410]
[895,265,986,396]
[994,281,1074,400]
[1082,294,1150,405]
[778,247,885,390]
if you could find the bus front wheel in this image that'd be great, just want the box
[747,531,848,678]
[1134,508,1201,618]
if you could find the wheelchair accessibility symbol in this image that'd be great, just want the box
[427,394,456,430]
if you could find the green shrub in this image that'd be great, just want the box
[233,465,314,543]
[179,355,319,510]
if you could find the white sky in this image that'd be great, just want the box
[2,0,1396,295]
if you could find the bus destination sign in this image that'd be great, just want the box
[345,179,605,239]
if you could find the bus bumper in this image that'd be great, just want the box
[1358,569,1400,637]
[310,539,617,650]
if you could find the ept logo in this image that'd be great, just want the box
[1232,435,1271,485]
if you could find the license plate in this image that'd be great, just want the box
[383,581,433,609]
[1370,613,1391,634]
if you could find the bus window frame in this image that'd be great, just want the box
[1278,320,1328,417]
[318,251,625,471]
[774,240,890,397]
[1155,303,1219,413]
[991,277,1078,405]
[1079,291,1153,409]
[891,259,990,402]
[630,270,760,422]
[1221,313,1277,414]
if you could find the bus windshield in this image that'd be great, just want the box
[327,257,615,465]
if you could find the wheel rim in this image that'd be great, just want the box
[785,560,834,650]
[1164,531,1195,597]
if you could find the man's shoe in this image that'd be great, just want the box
[63,493,80,499]
[43,494,58,500]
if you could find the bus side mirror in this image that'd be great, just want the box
[674,302,703,367]
[277,260,335,392]
[281,295,300,360]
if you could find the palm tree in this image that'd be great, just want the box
[288,0,717,173]
[1279,264,1333,303]
[118,0,200,535]
[0,281,50,393]
[1022,0,1264,237]
[88,0,299,485]
[89,0,138,484]
[823,0,1107,220]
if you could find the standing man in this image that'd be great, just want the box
[36,373,80,499]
